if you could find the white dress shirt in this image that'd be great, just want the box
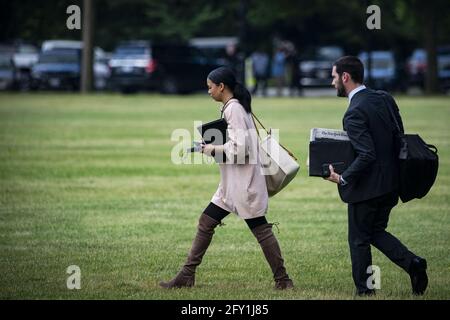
[348,85,366,103]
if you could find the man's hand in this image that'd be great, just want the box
[201,143,215,156]
[325,164,341,184]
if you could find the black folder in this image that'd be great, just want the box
[197,118,228,163]
[309,140,355,177]
[197,118,228,145]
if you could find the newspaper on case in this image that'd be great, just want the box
[310,128,350,142]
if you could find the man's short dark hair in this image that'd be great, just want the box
[333,56,364,84]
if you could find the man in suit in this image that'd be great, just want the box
[325,56,428,296]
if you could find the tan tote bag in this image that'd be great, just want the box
[252,113,300,197]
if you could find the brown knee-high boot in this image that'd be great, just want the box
[251,223,294,290]
[159,213,220,288]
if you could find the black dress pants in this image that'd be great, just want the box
[348,191,416,293]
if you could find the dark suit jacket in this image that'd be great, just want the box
[338,88,404,204]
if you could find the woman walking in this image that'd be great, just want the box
[159,67,293,290]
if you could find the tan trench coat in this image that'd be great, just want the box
[211,99,268,219]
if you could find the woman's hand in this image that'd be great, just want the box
[201,144,215,157]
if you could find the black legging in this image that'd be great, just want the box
[203,202,267,230]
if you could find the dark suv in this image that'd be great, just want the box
[31,49,81,90]
[109,41,220,94]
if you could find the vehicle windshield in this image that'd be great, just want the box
[317,47,343,61]
[371,59,393,69]
[114,46,148,56]
[39,52,79,63]
[360,52,394,69]
[18,45,38,54]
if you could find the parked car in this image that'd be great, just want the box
[31,49,110,91]
[11,43,39,90]
[31,40,110,90]
[0,43,39,90]
[109,40,222,94]
[41,40,108,61]
[31,49,81,90]
[298,46,344,87]
[358,51,397,91]
[0,52,16,90]
[406,46,450,91]
[13,44,39,68]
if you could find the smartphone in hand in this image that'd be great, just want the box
[187,141,203,153]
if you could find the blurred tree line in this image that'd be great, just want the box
[1,0,449,93]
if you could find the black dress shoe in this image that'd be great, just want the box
[356,289,376,297]
[409,257,428,295]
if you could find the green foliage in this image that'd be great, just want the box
[3,0,450,53]
[143,1,223,41]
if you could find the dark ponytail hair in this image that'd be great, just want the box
[207,66,252,113]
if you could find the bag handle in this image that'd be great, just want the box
[250,111,263,140]
[251,111,270,135]
[427,144,438,154]
[251,112,298,161]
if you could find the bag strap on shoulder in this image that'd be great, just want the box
[377,91,410,159]
[220,98,236,118]
[376,90,403,135]
[377,91,438,156]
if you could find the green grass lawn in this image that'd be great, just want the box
[0,92,449,300]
